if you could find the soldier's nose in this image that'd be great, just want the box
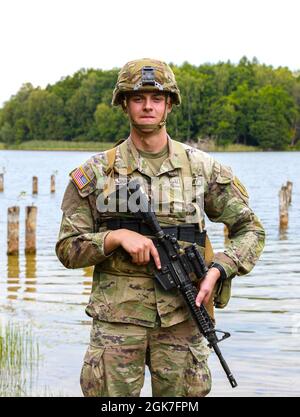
[143,97,153,110]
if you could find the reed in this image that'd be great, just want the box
[0,321,40,396]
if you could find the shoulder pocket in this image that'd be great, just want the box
[216,165,233,185]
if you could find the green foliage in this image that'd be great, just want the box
[249,86,296,149]
[0,59,299,150]
[210,96,237,146]
[26,89,67,140]
[94,103,128,141]
[0,122,15,144]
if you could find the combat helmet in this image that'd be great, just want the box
[112,58,181,106]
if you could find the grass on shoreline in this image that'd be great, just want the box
[0,320,40,396]
[204,143,258,152]
[0,140,112,152]
[0,140,299,152]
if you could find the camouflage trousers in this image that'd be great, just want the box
[80,318,212,397]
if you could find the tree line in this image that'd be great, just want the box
[0,57,299,150]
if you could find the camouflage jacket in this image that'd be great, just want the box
[56,137,265,327]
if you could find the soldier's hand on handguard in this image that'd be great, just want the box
[104,229,161,269]
[195,267,221,307]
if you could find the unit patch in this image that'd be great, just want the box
[233,176,249,198]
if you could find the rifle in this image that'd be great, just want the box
[126,179,238,388]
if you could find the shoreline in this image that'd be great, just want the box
[0,141,299,152]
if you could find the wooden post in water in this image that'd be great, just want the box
[7,206,20,255]
[32,176,38,194]
[0,173,3,192]
[279,181,293,229]
[279,185,289,229]
[50,174,55,193]
[25,206,37,254]
[7,254,21,300]
[286,181,293,205]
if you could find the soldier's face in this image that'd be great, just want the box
[125,92,172,125]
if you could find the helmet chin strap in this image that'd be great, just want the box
[125,96,169,136]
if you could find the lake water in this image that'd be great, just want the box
[0,149,299,397]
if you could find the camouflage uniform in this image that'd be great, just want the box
[80,319,211,397]
[55,59,265,397]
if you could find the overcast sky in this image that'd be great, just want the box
[0,0,299,106]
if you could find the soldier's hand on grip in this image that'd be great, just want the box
[105,229,161,269]
[196,268,221,307]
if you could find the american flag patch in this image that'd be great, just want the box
[71,166,91,190]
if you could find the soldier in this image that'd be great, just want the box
[56,58,265,397]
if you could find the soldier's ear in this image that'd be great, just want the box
[121,99,127,113]
[167,97,173,114]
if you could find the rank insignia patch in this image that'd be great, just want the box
[71,166,91,190]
